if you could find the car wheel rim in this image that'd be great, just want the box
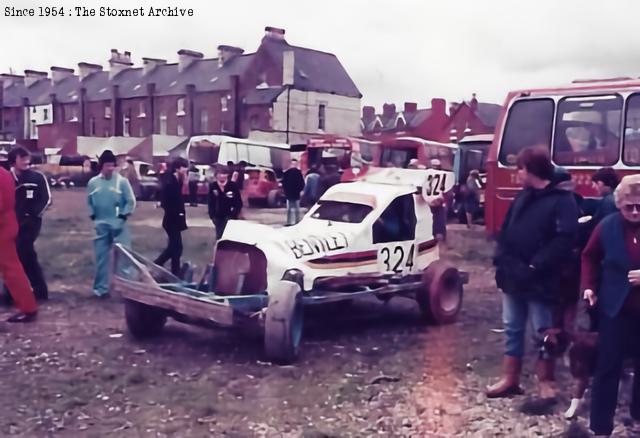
[439,271,461,313]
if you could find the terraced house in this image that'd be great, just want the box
[0,26,362,161]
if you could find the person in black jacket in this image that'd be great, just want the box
[282,158,305,225]
[6,146,51,302]
[208,166,242,239]
[487,147,579,399]
[154,158,189,276]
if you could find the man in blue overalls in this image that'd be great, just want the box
[87,150,136,298]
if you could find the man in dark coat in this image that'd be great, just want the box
[208,166,242,239]
[487,147,579,399]
[7,146,51,301]
[318,164,341,198]
[154,158,189,276]
[282,158,305,225]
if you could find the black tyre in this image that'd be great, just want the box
[124,300,167,339]
[264,280,304,364]
[416,260,463,325]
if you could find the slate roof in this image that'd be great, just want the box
[3,34,359,107]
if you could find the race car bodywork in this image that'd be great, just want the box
[113,168,468,364]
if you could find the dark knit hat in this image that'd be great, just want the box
[98,150,117,167]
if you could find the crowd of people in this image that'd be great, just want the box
[2,143,640,435]
[488,146,640,437]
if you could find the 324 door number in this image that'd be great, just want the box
[379,243,416,274]
[424,173,447,197]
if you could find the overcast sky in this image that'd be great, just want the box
[1,0,638,110]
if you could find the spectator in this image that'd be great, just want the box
[463,169,482,229]
[87,150,136,298]
[303,166,321,207]
[0,165,38,322]
[154,158,189,276]
[318,165,341,198]
[120,159,141,199]
[582,174,640,437]
[591,167,620,225]
[6,147,51,302]
[208,166,242,239]
[187,162,199,207]
[487,147,578,399]
[282,158,305,225]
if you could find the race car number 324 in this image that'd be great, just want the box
[377,242,416,274]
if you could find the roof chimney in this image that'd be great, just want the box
[217,45,244,67]
[24,69,48,87]
[362,106,376,124]
[282,50,294,86]
[431,98,446,117]
[470,93,479,111]
[264,26,286,41]
[51,66,75,84]
[142,57,167,75]
[382,103,396,120]
[177,49,203,72]
[108,49,133,79]
[77,62,102,80]
[0,73,24,89]
[404,102,417,114]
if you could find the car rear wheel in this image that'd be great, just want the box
[264,280,304,364]
[267,189,284,208]
[124,300,167,338]
[416,260,463,325]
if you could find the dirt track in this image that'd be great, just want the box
[0,190,633,437]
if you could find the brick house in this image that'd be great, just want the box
[361,94,501,143]
[440,94,502,142]
[0,26,362,157]
[361,98,449,142]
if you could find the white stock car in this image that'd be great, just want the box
[112,168,468,364]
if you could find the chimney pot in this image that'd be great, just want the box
[178,49,203,71]
[403,102,418,114]
[264,26,286,40]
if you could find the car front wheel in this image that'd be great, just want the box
[264,280,304,364]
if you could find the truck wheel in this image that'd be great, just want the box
[267,190,281,208]
[416,260,463,325]
[125,300,167,339]
[264,280,304,364]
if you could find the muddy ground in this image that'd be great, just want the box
[0,190,635,437]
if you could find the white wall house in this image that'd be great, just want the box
[24,104,53,140]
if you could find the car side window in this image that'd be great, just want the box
[372,194,416,244]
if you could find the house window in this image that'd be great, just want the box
[138,102,146,118]
[220,120,228,133]
[177,120,184,136]
[177,97,186,116]
[221,96,228,112]
[104,128,110,137]
[69,107,78,122]
[199,109,209,133]
[318,103,326,131]
[104,105,112,119]
[139,126,145,137]
[43,108,49,121]
[89,117,96,136]
[32,107,36,114]
[123,112,131,137]
[30,120,37,139]
[159,111,167,135]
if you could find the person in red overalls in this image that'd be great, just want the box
[0,165,38,322]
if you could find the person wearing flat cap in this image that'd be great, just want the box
[582,174,640,437]
[87,150,136,298]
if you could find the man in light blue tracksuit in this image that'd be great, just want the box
[87,150,136,297]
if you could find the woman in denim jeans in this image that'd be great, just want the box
[487,147,579,399]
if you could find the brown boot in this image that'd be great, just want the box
[536,358,557,400]
[486,356,524,398]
